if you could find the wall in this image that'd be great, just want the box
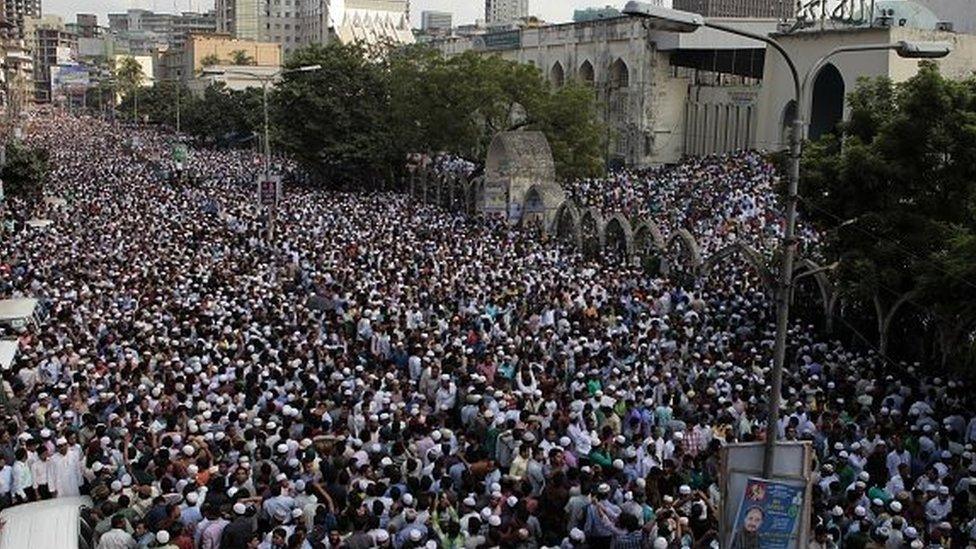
[755,25,975,151]
[685,85,759,156]
[437,17,691,166]
[184,33,282,77]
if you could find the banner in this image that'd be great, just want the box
[728,477,804,548]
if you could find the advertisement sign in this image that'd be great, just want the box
[474,31,522,51]
[481,180,507,214]
[728,477,805,548]
[257,174,282,208]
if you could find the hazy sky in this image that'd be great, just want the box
[44,0,607,28]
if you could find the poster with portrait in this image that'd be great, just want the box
[728,477,804,548]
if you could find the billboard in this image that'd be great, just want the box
[728,478,805,548]
[719,442,813,548]
[51,64,91,94]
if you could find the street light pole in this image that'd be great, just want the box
[199,64,321,244]
[622,1,950,478]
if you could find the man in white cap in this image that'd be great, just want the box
[924,485,952,528]
[49,436,82,498]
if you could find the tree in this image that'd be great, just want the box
[798,62,976,366]
[229,50,256,66]
[3,143,49,203]
[115,56,145,121]
[181,83,262,145]
[382,45,604,180]
[531,82,605,180]
[201,54,221,67]
[273,42,396,187]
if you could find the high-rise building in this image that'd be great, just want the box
[107,9,216,55]
[216,0,412,51]
[70,13,98,38]
[485,0,529,25]
[215,0,331,56]
[671,0,792,18]
[3,0,41,40]
[26,14,76,103]
[421,10,452,33]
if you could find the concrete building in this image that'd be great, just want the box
[755,23,976,150]
[1,37,33,113]
[421,10,452,33]
[183,33,281,75]
[68,13,98,38]
[333,0,414,45]
[26,15,76,103]
[107,9,217,56]
[215,0,331,55]
[215,0,414,49]
[485,0,529,25]
[914,0,976,33]
[436,15,771,167]
[672,0,793,19]
[2,0,41,40]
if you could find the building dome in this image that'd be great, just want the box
[873,0,941,29]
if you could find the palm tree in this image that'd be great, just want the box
[201,54,221,67]
[229,50,256,66]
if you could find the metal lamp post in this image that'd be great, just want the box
[623,1,949,477]
[201,64,321,242]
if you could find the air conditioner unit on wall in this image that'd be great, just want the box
[935,21,954,32]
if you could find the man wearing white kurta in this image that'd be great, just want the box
[49,437,82,498]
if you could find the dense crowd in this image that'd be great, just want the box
[0,113,974,549]
[563,154,820,258]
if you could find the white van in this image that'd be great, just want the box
[0,497,95,549]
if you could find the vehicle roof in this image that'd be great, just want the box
[0,496,91,549]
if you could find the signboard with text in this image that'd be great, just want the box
[728,477,804,548]
[257,174,282,208]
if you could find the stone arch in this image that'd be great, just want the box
[470,176,485,214]
[809,63,844,140]
[550,61,565,88]
[522,184,548,232]
[554,200,582,248]
[580,207,604,258]
[792,258,839,332]
[579,59,595,85]
[663,228,703,275]
[633,220,665,251]
[702,241,773,288]
[482,131,557,219]
[603,213,634,257]
[633,221,665,274]
[609,58,630,89]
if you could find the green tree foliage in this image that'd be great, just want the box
[273,42,396,187]
[120,81,261,145]
[3,143,49,202]
[382,46,604,180]
[200,54,221,67]
[229,50,256,66]
[798,62,976,368]
[114,56,146,121]
[118,43,605,185]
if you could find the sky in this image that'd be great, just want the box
[44,0,608,28]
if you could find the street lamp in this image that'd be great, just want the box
[200,64,321,241]
[200,64,321,177]
[623,1,949,477]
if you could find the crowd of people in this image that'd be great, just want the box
[562,154,820,258]
[0,113,974,549]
